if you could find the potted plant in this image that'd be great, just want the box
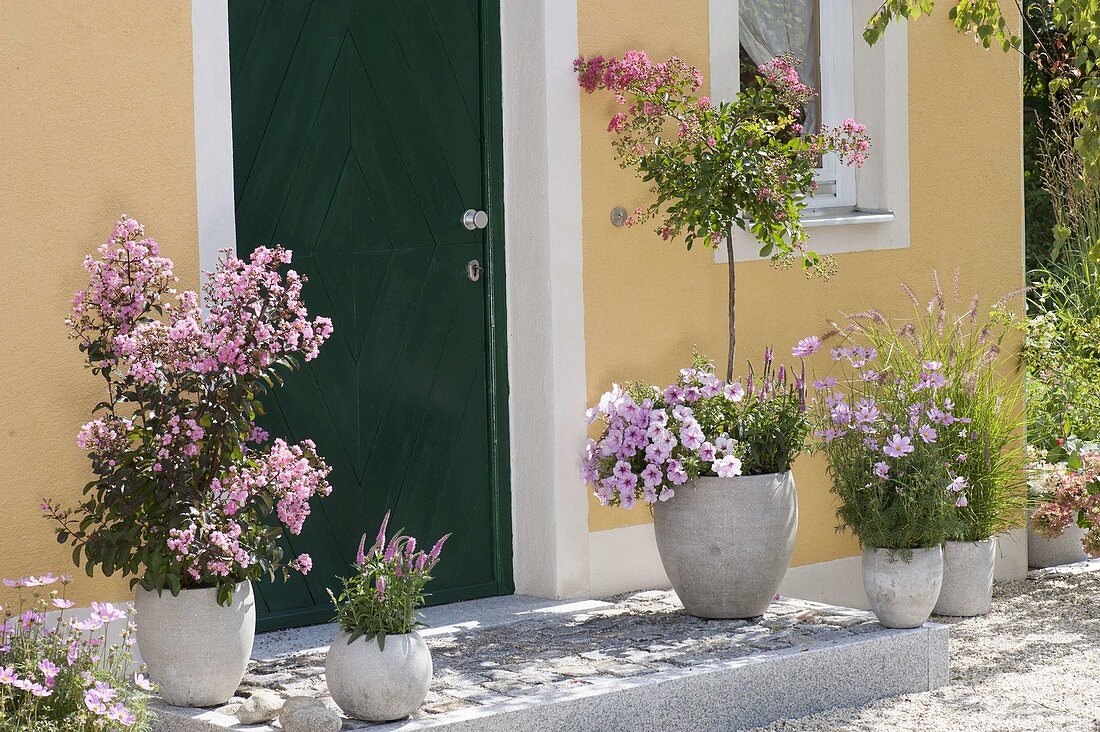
[574,50,868,377]
[43,217,334,707]
[802,292,986,627]
[583,350,809,618]
[816,276,1025,617]
[1028,442,1099,567]
[325,514,448,722]
[0,573,154,729]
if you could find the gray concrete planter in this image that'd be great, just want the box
[1027,523,1088,568]
[326,630,433,721]
[653,472,797,618]
[934,538,996,617]
[862,547,943,629]
[135,581,255,707]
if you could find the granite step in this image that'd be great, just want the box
[152,591,948,731]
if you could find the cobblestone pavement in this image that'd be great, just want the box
[236,590,887,727]
[753,569,1100,732]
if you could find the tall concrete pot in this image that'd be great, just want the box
[862,546,943,628]
[326,631,433,721]
[653,472,797,618]
[1027,523,1088,568]
[135,581,255,707]
[934,538,996,617]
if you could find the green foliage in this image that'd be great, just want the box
[0,582,152,731]
[812,272,1026,546]
[328,518,446,650]
[685,352,811,475]
[865,1,1100,171]
[1023,274,1100,448]
[864,279,1027,542]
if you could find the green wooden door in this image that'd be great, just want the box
[228,0,512,630]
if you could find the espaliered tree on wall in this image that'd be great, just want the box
[575,51,869,380]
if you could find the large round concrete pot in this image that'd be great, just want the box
[862,546,943,629]
[325,631,433,721]
[1028,523,1088,568]
[934,538,996,617]
[135,581,255,707]
[653,472,797,618]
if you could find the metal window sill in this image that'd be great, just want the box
[801,207,895,228]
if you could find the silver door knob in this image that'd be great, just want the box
[463,209,488,230]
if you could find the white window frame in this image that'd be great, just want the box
[807,0,856,210]
[711,0,911,260]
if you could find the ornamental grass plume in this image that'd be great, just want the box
[575,50,869,380]
[329,514,449,650]
[0,574,153,731]
[45,217,334,606]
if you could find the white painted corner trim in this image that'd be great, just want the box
[191,0,238,281]
[500,1,592,599]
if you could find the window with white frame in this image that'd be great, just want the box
[737,1,856,210]
[711,0,910,259]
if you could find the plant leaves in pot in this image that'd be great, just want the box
[583,350,810,618]
[44,218,335,706]
[800,274,1018,627]
[326,514,448,722]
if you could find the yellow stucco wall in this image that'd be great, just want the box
[579,4,1023,568]
[0,2,199,606]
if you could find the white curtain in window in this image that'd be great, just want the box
[739,0,819,133]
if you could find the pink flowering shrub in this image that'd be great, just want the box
[328,514,448,649]
[45,217,334,605]
[0,573,152,730]
[582,351,810,509]
[574,50,869,380]
[1030,452,1100,555]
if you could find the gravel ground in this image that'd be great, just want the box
[754,569,1100,732]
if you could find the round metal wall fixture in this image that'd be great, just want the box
[610,206,628,227]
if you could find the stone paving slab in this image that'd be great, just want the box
[1025,557,1100,580]
[153,590,947,731]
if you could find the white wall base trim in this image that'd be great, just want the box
[588,522,1031,609]
[588,523,670,597]
[587,522,873,609]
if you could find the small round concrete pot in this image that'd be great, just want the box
[1027,523,1088,568]
[325,631,433,721]
[653,472,797,618]
[135,581,255,707]
[862,546,943,628]
[933,538,996,617]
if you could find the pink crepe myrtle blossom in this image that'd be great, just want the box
[48,216,334,604]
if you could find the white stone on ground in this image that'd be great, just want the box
[279,695,325,728]
[284,705,342,732]
[235,688,282,723]
[751,569,1100,731]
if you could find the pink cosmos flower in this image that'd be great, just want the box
[883,434,914,458]
[792,336,821,358]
